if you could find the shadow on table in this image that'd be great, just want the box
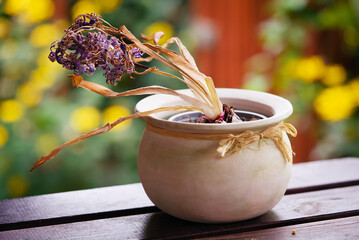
[141,210,281,239]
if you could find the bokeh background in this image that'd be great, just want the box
[1,0,359,199]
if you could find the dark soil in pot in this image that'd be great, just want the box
[169,110,266,123]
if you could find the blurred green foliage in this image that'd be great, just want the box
[245,0,359,160]
[0,0,192,198]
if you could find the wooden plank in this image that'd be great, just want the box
[0,158,358,228]
[288,157,359,189]
[198,215,359,240]
[1,185,359,239]
[0,183,154,225]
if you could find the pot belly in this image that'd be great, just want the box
[137,127,292,223]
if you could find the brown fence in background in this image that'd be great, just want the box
[190,0,266,88]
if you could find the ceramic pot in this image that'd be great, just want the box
[135,88,293,223]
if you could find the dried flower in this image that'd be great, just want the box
[30,13,236,171]
[49,14,142,85]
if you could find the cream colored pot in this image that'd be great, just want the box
[135,88,294,223]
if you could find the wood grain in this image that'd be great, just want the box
[1,184,359,239]
[0,158,358,232]
[288,157,359,189]
[0,183,153,225]
[198,215,359,240]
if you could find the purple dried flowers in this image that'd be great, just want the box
[30,13,230,171]
[70,14,101,30]
[48,13,143,85]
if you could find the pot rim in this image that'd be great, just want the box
[135,88,293,133]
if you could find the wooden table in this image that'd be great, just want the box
[1,158,359,239]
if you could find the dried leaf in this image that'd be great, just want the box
[119,26,222,119]
[205,77,222,118]
[78,80,214,116]
[29,105,201,172]
[70,75,83,87]
[140,31,165,45]
[161,37,198,69]
[134,66,184,82]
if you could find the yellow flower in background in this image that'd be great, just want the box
[0,18,10,39]
[103,105,132,131]
[4,0,54,24]
[30,23,63,48]
[29,66,57,90]
[24,0,54,23]
[35,133,60,156]
[16,82,43,108]
[3,0,26,15]
[281,58,298,79]
[70,106,101,133]
[322,65,346,86]
[71,0,122,19]
[0,99,24,123]
[97,0,122,13]
[16,49,64,108]
[314,86,356,121]
[0,125,9,148]
[6,174,29,198]
[71,0,101,20]
[143,21,174,45]
[294,56,325,83]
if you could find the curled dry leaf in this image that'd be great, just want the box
[30,13,226,171]
[140,31,165,45]
[70,75,83,87]
[29,105,201,172]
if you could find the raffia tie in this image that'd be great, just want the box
[147,122,297,162]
